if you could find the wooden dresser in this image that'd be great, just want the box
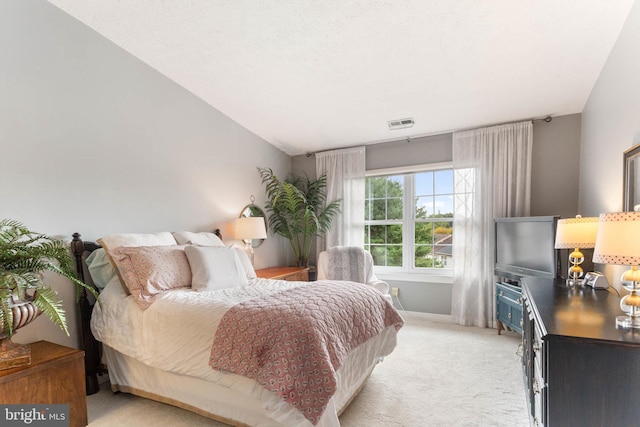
[0,341,87,427]
[522,277,640,426]
[255,266,309,281]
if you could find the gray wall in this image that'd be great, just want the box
[580,1,640,286]
[292,114,582,314]
[1,0,292,348]
[530,114,582,217]
[366,133,453,170]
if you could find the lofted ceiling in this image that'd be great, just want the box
[47,1,635,156]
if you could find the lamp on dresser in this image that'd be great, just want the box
[554,215,599,286]
[234,216,267,266]
[592,212,640,328]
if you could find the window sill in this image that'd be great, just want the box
[376,272,454,284]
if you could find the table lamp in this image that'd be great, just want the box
[554,215,599,286]
[234,217,267,266]
[592,212,640,328]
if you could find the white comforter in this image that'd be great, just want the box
[92,276,311,381]
[91,276,400,426]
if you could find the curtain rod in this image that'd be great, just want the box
[305,115,553,157]
[534,116,553,123]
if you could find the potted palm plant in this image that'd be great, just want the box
[0,219,98,369]
[258,167,341,267]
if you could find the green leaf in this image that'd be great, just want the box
[32,287,68,336]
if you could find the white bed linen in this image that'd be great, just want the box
[91,276,400,426]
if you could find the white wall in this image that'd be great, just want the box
[579,1,640,289]
[4,0,631,344]
[1,0,291,348]
[580,1,640,216]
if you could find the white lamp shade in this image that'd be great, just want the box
[554,216,599,249]
[593,212,640,266]
[234,217,267,240]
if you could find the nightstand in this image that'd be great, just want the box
[0,341,88,427]
[256,266,310,281]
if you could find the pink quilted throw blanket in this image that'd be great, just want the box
[209,281,403,425]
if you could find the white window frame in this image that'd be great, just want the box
[365,162,454,282]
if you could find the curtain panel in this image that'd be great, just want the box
[315,146,366,253]
[451,121,532,327]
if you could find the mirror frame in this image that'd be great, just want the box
[624,143,640,212]
[240,204,267,248]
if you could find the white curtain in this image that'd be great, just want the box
[451,121,532,327]
[315,146,366,252]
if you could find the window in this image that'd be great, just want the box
[364,167,454,273]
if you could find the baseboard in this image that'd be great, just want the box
[401,310,452,323]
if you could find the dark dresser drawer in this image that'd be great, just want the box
[496,282,523,334]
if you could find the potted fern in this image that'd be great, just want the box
[0,219,98,369]
[258,167,341,267]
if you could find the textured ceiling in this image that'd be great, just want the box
[47,1,635,156]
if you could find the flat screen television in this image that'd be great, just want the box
[494,215,559,281]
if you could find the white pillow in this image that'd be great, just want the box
[233,247,257,280]
[184,246,248,290]
[173,231,224,247]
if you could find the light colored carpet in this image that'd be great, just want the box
[87,313,529,427]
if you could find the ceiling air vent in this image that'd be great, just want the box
[387,118,414,130]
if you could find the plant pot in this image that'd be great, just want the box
[0,295,42,370]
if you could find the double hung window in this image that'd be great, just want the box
[364,166,454,274]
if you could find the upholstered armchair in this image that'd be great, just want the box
[317,246,391,302]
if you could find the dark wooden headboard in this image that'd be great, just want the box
[70,233,104,395]
[70,229,222,395]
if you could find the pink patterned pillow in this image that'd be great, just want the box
[111,245,192,310]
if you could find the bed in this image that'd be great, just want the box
[71,230,403,427]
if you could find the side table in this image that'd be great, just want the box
[0,341,87,427]
[256,266,310,281]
